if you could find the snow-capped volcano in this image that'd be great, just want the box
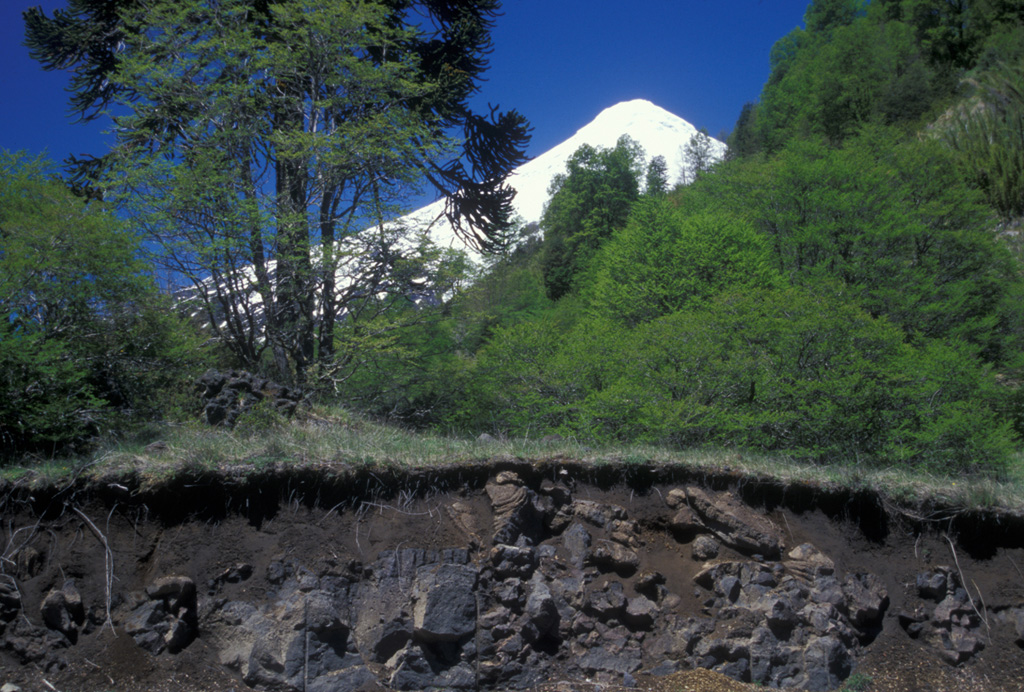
[181,100,725,332]
[409,99,727,253]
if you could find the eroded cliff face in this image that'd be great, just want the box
[1,462,1022,692]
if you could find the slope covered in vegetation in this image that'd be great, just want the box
[3,0,1024,490]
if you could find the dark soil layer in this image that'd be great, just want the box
[1,460,1022,692]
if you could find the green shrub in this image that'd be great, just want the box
[588,198,780,327]
[0,152,207,457]
[475,284,1014,473]
[233,400,288,437]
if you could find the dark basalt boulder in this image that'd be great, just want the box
[901,567,987,664]
[40,581,84,641]
[123,575,198,655]
[197,369,302,428]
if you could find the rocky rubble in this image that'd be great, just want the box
[898,566,988,664]
[158,477,888,690]
[197,369,302,427]
[1,474,1021,691]
[123,575,198,654]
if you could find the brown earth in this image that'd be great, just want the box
[1,460,1022,692]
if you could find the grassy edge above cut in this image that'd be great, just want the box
[1,405,1022,517]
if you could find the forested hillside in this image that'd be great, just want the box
[334,0,1024,473]
[4,0,1024,479]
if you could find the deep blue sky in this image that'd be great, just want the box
[1,1,812,165]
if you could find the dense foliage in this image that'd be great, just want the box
[587,198,778,327]
[13,0,1024,474]
[351,65,1024,472]
[25,0,530,385]
[322,117,1022,472]
[0,154,202,456]
[540,136,644,300]
[730,131,1018,360]
[460,128,1022,471]
[736,0,1024,155]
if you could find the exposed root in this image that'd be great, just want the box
[71,506,115,635]
[1007,555,1024,582]
[319,500,347,525]
[944,533,990,639]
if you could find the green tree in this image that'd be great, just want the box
[743,131,1019,361]
[540,135,644,300]
[681,128,715,182]
[588,197,779,327]
[749,0,1024,154]
[804,0,865,35]
[451,224,551,352]
[0,153,198,455]
[901,0,982,70]
[26,0,530,385]
[757,17,943,149]
[726,102,761,159]
[644,155,669,196]
[581,287,1014,471]
[474,297,591,435]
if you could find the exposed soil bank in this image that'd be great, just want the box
[1,460,1022,692]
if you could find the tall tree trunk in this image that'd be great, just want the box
[318,184,340,362]
[270,77,318,384]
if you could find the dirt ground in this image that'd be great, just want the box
[1,464,1022,692]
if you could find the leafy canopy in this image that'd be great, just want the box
[25,0,530,384]
[540,135,644,300]
[588,197,779,327]
[737,0,1024,155]
[0,153,198,455]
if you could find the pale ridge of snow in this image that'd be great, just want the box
[186,100,726,326]
[407,99,727,254]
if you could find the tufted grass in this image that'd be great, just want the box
[1,404,1022,515]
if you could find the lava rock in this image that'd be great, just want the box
[490,544,537,579]
[1014,609,1024,644]
[691,535,720,561]
[842,572,889,630]
[936,626,985,664]
[586,581,627,618]
[486,472,541,546]
[124,600,169,654]
[0,581,21,623]
[524,580,559,642]
[40,581,84,639]
[563,522,592,569]
[588,541,640,575]
[678,486,784,558]
[147,575,197,614]
[623,595,658,630]
[634,571,666,599]
[786,544,835,582]
[670,506,702,539]
[917,569,953,600]
[799,635,852,691]
[198,369,301,427]
[413,563,477,643]
[572,500,628,530]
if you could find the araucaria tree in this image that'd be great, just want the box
[25,0,530,383]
